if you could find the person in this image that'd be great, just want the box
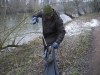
[32,4,66,75]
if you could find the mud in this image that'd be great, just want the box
[0,13,100,75]
[91,20,100,75]
[81,14,100,75]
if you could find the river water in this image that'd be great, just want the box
[0,13,71,47]
[0,14,42,46]
[0,13,99,48]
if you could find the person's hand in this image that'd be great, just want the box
[32,16,38,24]
[52,42,59,49]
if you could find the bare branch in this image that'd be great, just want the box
[1,45,21,50]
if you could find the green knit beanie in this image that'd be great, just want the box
[43,5,53,16]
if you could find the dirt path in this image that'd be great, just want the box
[0,13,99,75]
[87,14,100,75]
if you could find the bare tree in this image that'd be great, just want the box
[43,0,50,5]
[93,0,98,11]
[74,0,83,16]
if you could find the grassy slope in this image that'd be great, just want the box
[0,13,98,75]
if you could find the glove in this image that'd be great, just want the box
[52,42,59,49]
[32,16,38,24]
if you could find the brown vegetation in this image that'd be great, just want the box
[0,13,98,75]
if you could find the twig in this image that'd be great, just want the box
[2,45,21,49]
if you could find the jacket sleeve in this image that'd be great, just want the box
[33,11,43,18]
[55,19,66,44]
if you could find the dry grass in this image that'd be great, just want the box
[0,13,98,75]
